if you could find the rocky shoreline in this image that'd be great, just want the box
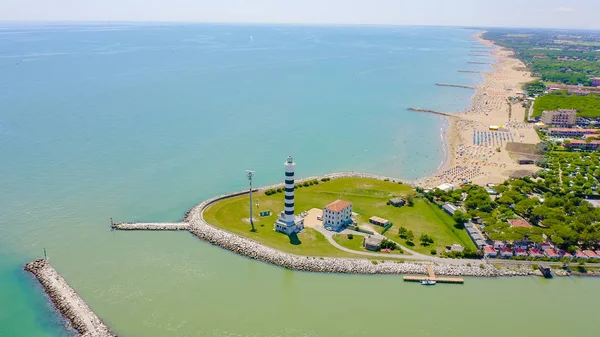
[24,259,117,337]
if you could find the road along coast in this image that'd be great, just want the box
[24,259,117,337]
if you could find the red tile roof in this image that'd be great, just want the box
[559,250,572,258]
[499,248,513,256]
[583,250,599,258]
[575,250,587,258]
[484,246,497,254]
[514,248,528,256]
[507,219,532,228]
[325,199,352,212]
[544,249,559,257]
[529,248,543,257]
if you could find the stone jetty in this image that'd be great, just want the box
[24,259,117,337]
[435,83,476,90]
[468,61,491,65]
[458,70,481,73]
[111,222,189,230]
[407,107,461,118]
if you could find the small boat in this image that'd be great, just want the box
[421,279,436,286]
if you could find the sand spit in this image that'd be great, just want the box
[24,259,117,337]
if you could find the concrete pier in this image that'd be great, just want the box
[24,259,117,337]
[111,222,189,230]
[403,265,465,284]
[435,83,476,90]
[407,107,461,118]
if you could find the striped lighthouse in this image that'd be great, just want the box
[274,155,304,234]
[284,155,296,222]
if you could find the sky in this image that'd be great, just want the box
[0,0,599,29]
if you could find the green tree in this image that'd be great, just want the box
[398,226,408,239]
[453,210,470,225]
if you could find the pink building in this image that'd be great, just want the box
[529,249,544,258]
[583,250,599,259]
[544,249,560,259]
[499,248,513,258]
[484,246,498,257]
[575,250,588,259]
[564,140,600,151]
[514,248,528,257]
[559,250,573,258]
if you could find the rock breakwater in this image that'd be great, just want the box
[111,222,189,230]
[24,259,117,337]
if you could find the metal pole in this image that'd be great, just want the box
[44,248,47,260]
[249,177,254,231]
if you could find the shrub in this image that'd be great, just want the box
[466,263,471,267]
[383,178,390,182]
[371,260,378,265]
[276,188,282,193]
[347,234,354,240]
[302,181,310,187]
[313,180,319,185]
[430,249,437,255]
[479,264,485,269]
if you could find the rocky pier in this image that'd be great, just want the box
[458,70,481,73]
[111,222,189,230]
[24,259,117,337]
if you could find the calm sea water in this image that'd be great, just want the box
[1,23,596,337]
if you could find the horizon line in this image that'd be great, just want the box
[0,20,599,31]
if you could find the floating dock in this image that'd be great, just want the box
[403,265,465,284]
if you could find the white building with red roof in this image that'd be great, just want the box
[499,248,513,258]
[529,248,544,258]
[322,199,353,230]
[483,246,497,257]
[544,249,560,259]
[575,250,588,259]
[514,248,528,257]
[583,250,599,259]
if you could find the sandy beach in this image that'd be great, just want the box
[416,31,540,188]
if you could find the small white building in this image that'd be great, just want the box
[322,199,353,231]
[436,183,456,192]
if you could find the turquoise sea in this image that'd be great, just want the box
[1,23,597,337]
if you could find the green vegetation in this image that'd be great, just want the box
[484,30,600,85]
[204,177,474,256]
[332,234,364,252]
[532,92,600,117]
[429,153,600,252]
[524,81,546,97]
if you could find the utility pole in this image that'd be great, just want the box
[246,170,255,232]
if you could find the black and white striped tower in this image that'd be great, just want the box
[284,156,296,223]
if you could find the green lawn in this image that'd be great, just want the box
[532,92,600,118]
[203,177,474,256]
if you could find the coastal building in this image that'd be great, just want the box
[559,250,573,258]
[529,249,544,258]
[544,249,560,259]
[493,241,506,249]
[499,248,513,258]
[436,183,455,192]
[549,128,598,137]
[322,199,353,231]
[369,216,390,227]
[364,236,383,251]
[514,248,528,257]
[564,140,600,151]
[389,197,406,207]
[541,109,577,126]
[583,250,599,259]
[591,77,600,87]
[465,222,486,248]
[449,244,464,253]
[274,156,305,235]
[483,246,497,258]
[442,203,460,215]
[507,219,532,228]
